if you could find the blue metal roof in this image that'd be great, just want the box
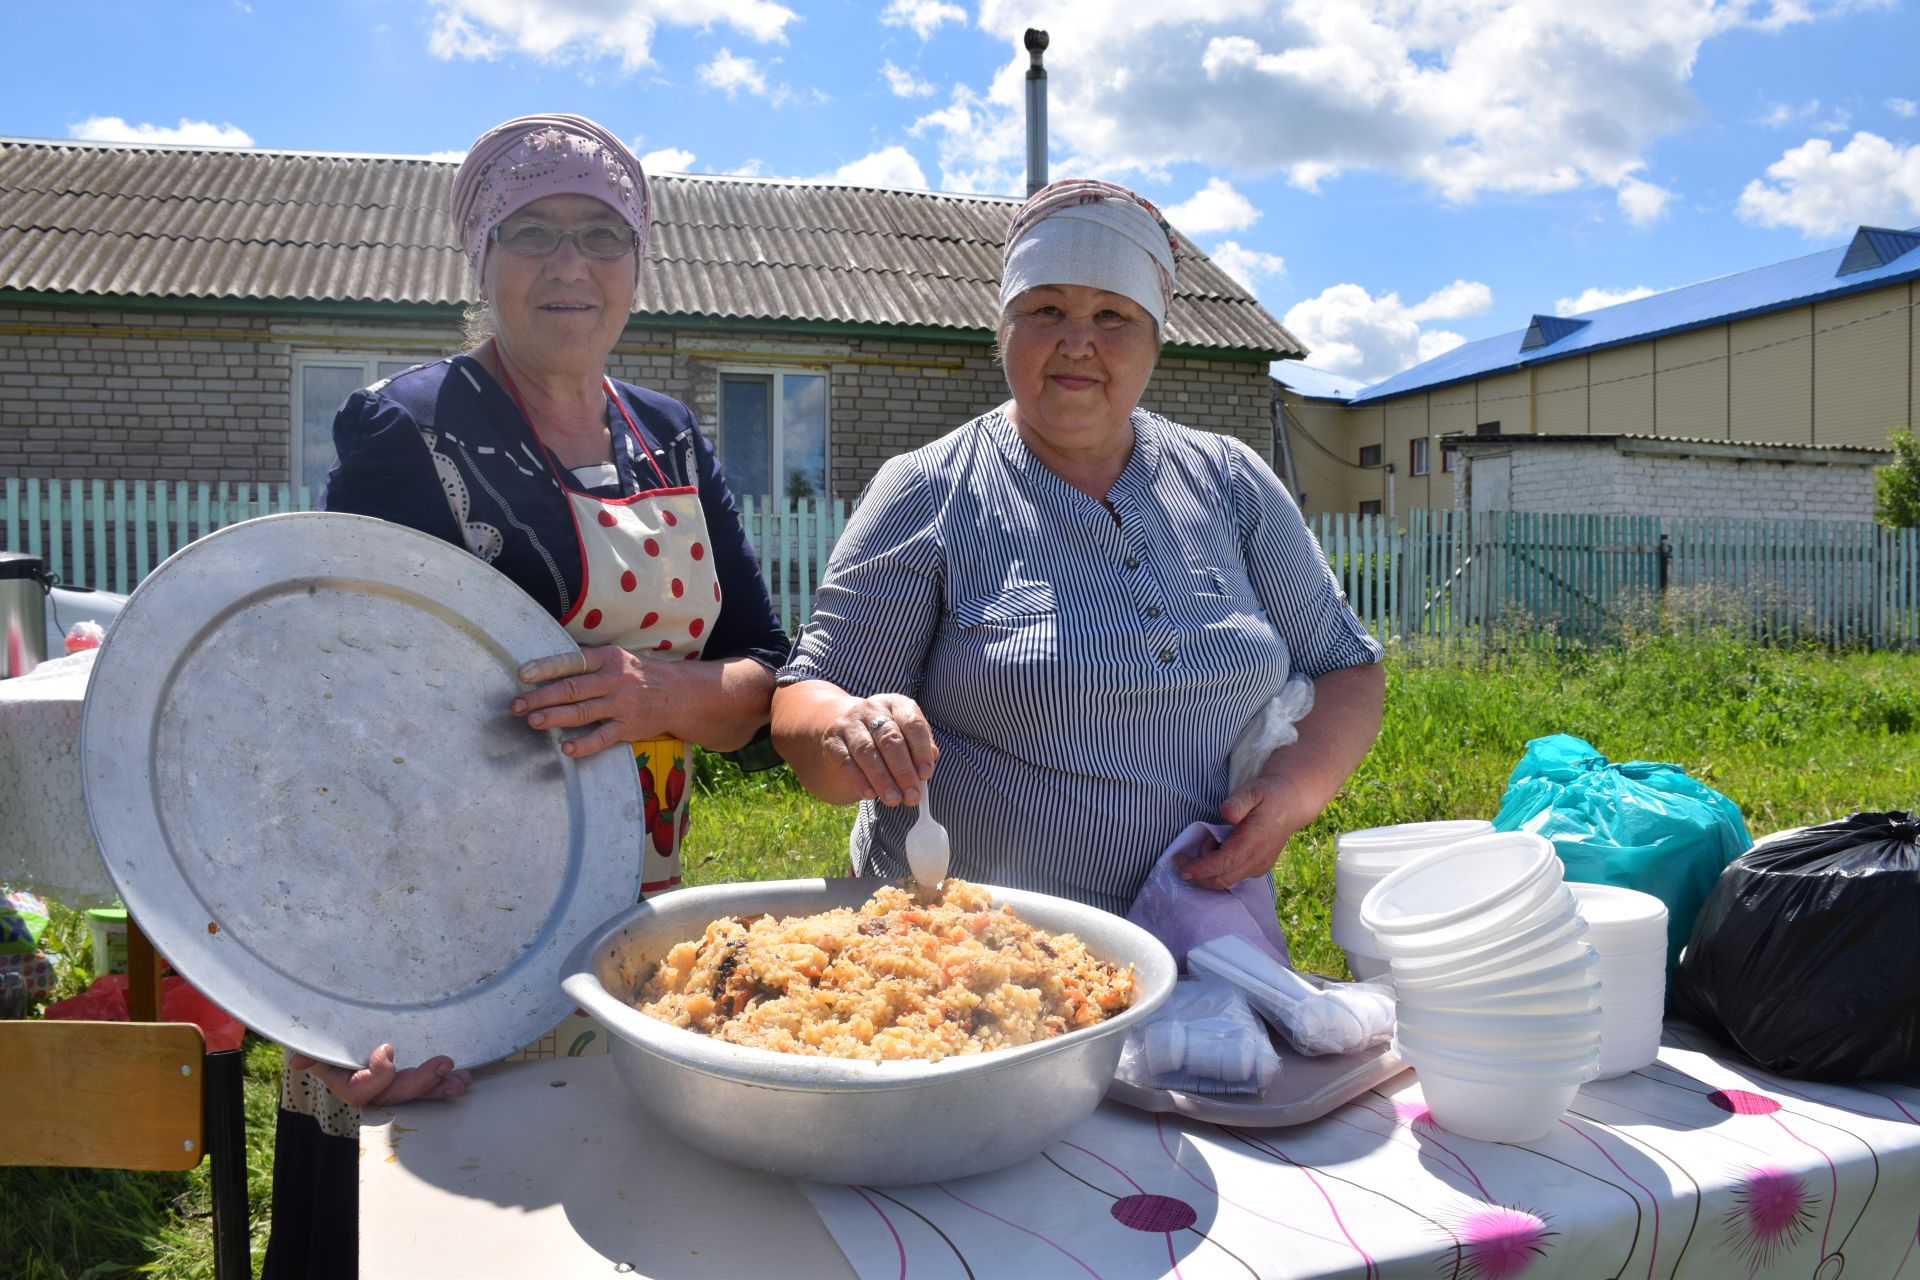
[1351,225,1920,405]
[1273,360,1369,402]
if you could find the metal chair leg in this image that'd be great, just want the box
[203,1048,251,1278]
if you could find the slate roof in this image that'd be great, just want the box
[1353,224,1920,404]
[0,137,1302,357]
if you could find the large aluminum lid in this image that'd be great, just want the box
[80,512,644,1069]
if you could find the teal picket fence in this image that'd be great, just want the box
[4,477,1917,650]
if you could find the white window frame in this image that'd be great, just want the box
[1410,436,1430,477]
[714,364,832,502]
[291,350,421,495]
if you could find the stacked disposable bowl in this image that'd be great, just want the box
[1331,821,1494,979]
[1567,882,1669,1077]
[1359,831,1603,1142]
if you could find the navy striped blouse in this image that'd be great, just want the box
[779,405,1384,915]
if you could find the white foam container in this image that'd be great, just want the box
[1417,1069,1584,1142]
[1335,820,1495,870]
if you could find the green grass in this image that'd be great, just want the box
[8,630,1918,1277]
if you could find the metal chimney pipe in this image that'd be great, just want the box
[1024,28,1049,196]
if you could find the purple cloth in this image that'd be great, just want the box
[1127,821,1291,973]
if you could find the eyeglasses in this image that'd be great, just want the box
[490,221,640,259]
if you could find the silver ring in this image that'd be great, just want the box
[865,714,893,733]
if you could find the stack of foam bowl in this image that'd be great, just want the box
[1567,882,1669,1077]
[1331,820,1494,980]
[1359,831,1603,1142]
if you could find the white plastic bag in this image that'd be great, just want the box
[1227,676,1315,796]
[1115,976,1281,1095]
[1189,935,1395,1057]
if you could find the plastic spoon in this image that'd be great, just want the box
[904,776,950,895]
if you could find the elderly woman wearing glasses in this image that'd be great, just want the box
[265,114,786,1279]
[773,179,1384,917]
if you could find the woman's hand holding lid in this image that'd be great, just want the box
[288,1043,473,1109]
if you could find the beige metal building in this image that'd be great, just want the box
[1277,226,1920,519]
[0,137,1300,499]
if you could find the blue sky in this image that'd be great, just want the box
[5,1,1917,384]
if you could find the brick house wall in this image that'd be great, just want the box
[1,302,1276,496]
[1451,439,1883,522]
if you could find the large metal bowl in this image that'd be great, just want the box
[561,877,1177,1185]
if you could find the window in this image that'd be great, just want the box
[1476,420,1502,437]
[717,369,829,501]
[1358,443,1383,468]
[1441,445,1456,473]
[1409,437,1430,477]
[1358,500,1383,517]
[293,353,417,495]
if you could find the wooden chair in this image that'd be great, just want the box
[1,1019,251,1277]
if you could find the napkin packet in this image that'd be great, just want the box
[1189,935,1396,1057]
[1115,975,1281,1095]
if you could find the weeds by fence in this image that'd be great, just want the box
[4,477,1916,649]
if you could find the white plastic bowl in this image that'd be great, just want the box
[1395,1004,1604,1044]
[1418,1069,1583,1142]
[1335,820,1495,870]
[1397,1029,1601,1075]
[1389,928,1591,993]
[1361,832,1558,938]
[1568,882,1669,936]
[1365,875,1571,959]
[1395,946,1599,1003]
[1392,1017,1603,1058]
[1343,949,1393,982]
[1384,894,1584,976]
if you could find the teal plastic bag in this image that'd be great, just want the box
[1493,735,1752,975]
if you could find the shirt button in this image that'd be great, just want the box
[1145,605,1163,619]
[1124,557,1140,571]
[1158,647,1176,664]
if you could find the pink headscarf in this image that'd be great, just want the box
[449,113,651,284]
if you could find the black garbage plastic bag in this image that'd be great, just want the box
[1671,811,1920,1081]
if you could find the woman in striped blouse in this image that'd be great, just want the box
[772,180,1385,915]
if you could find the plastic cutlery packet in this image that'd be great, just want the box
[1115,976,1281,1095]
[1188,934,1396,1057]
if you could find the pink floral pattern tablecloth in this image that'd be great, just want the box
[805,1026,1920,1279]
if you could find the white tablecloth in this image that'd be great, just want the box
[361,1027,1920,1279]
[0,649,116,907]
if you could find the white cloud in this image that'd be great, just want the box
[816,145,929,189]
[910,84,1023,193]
[1207,241,1286,292]
[1555,285,1660,316]
[1616,175,1673,225]
[419,149,468,163]
[913,2,1863,203]
[1888,98,1918,119]
[642,146,696,172]
[724,158,768,177]
[1759,98,1852,134]
[883,61,935,98]
[1281,279,1490,383]
[68,116,254,147]
[700,48,769,97]
[1738,131,1920,237]
[1163,177,1262,235]
[426,0,795,72]
[880,0,967,40]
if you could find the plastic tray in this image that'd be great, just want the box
[1107,1029,1408,1127]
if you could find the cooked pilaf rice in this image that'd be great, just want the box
[628,880,1136,1061]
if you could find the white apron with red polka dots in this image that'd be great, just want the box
[544,380,722,894]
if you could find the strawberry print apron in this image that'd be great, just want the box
[503,368,722,894]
